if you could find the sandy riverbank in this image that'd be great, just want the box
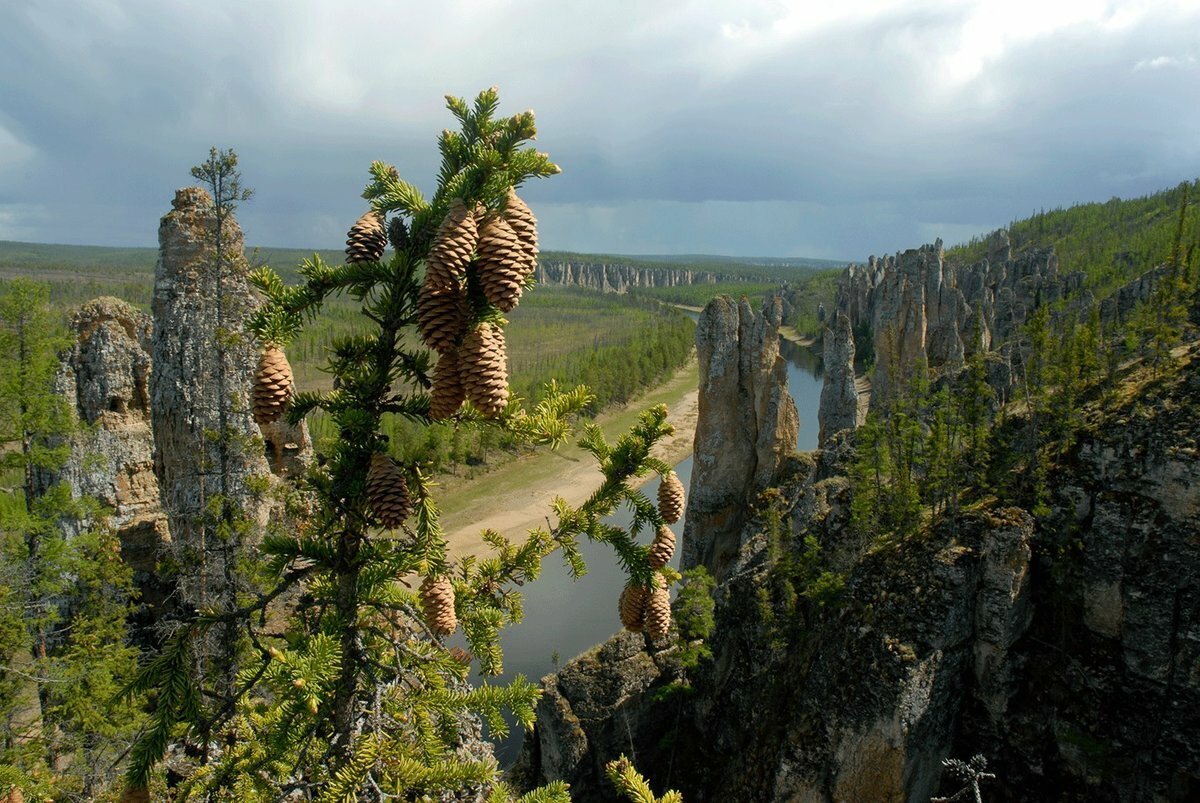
[438,361,700,559]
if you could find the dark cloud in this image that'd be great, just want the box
[1,1,1197,260]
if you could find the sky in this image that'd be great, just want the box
[1,0,1198,261]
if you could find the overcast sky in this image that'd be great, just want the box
[1,1,1198,260]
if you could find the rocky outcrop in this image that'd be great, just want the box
[34,297,168,583]
[682,296,799,578]
[536,259,739,294]
[513,632,685,795]
[1099,263,1168,327]
[518,347,1200,801]
[151,187,307,617]
[835,235,1097,409]
[817,311,857,446]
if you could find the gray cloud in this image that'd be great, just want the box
[1,0,1197,261]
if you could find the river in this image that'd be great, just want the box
[481,331,824,764]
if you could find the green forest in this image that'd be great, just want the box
[947,180,1200,296]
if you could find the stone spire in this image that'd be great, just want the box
[818,310,858,446]
[151,187,273,619]
[681,295,799,579]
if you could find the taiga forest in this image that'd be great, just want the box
[1,3,1199,802]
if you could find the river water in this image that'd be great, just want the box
[482,334,824,764]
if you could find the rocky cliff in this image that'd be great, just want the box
[516,340,1200,801]
[37,188,311,630]
[817,310,858,445]
[536,259,741,294]
[831,232,1162,413]
[682,296,799,579]
[33,297,169,595]
[151,187,307,620]
[152,186,272,534]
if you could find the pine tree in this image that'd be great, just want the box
[124,89,683,801]
[0,280,142,800]
[1135,182,1193,376]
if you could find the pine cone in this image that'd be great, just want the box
[388,215,410,252]
[476,213,526,312]
[644,574,672,639]
[647,524,676,569]
[503,188,539,279]
[345,210,387,264]
[366,452,411,528]
[618,582,648,632]
[4,786,24,803]
[416,287,467,354]
[429,348,465,420]
[425,199,477,292]
[459,323,509,417]
[253,346,294,425]
[657,472,685,524]
[119,787,149,803]
[447,646,473,666]
[420,576,457,636]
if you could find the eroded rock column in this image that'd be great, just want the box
[682,295,798,578]
[151,187,272,627]
[818,310,858,446]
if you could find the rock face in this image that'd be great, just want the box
[536,259,738,294]
[835,236,1099,409]
[35,297,169,583]
[518,347,1200,802]
[513,632,684,795]
[151,187,290,616]
[817,310,857,445]
[682,296,799,578]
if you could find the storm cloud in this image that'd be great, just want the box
[1,0,1197,260]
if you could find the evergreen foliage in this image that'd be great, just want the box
[605,756,683,803]
[0,279,143,800]
[123,89,683,801]
[947,179,1200,298]
[671,568,716,670]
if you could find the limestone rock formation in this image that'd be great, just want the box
[834,235,1100,410]
[682,295,798,579]
[515,348,1200,803]
[513,631,680,795]
[817,310,857,445]
[34,297,168,584]
[151,188,285,614]
[536,259,735,294]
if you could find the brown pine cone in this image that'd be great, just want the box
[618,582,648,632]
[644,574,672,639]
[119,787,149,803]
[253,346,294,425]
[657,472,685,524]
[447,646,473,667]
[420,576,457,636]
[345,210,387,264]
[4,786,25,803]
[429,348,465,420]
[503,188,539,279]
[476,213,525,312]
[425,198,477,292]
[387,215,409,252]
[416,286,467,354]
[647,524,676,569]
[366,452,411,528]
[459,323,509,417]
